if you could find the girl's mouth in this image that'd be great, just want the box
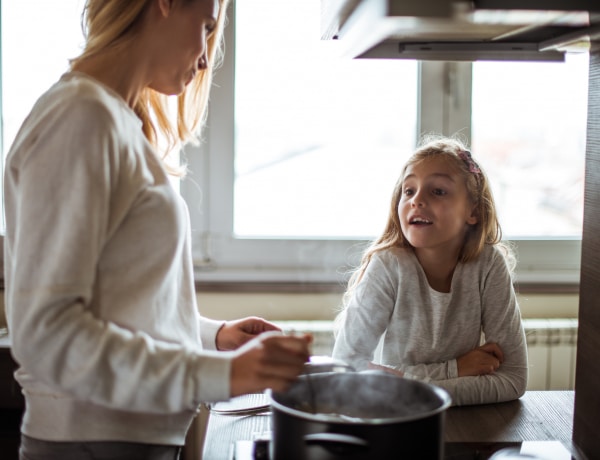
[410,217,432,226]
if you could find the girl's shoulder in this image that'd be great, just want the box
[464,243,514,277]
[479,243,498,260]
[358,247,421,290]
[371,246,418,270]
[481,243,513,266]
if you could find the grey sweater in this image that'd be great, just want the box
[4,72,231,444]
[332,245,528,406]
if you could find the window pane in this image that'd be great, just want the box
[472,53,588,238]
[233,0,418,239]
[2,0,85,157]
[1,0,180,195]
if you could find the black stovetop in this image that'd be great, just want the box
[233,440,525,460]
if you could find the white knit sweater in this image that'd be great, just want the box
[333,244,528,406]
[3,72,231,445]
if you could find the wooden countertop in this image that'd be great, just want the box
[445,391,574,444]
[201,391,577,459]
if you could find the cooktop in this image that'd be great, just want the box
[232,440,528,460]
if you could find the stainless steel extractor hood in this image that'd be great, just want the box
[321,0,600,61]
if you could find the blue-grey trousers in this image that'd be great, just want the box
[19,435,182,460]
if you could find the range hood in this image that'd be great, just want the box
[321,0,600,61]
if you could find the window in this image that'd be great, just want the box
[233,1,418,239]
[2,0,85,157]
[186,0,586,284]
[2,1,587,285]
[472,53,588,238]
[1,0,85,230]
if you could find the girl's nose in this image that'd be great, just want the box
[411,190,425,207]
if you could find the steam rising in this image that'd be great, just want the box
[272,371,450,423]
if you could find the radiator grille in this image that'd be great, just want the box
[277,318,578,391]
[524,318,577,390]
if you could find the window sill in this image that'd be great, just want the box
[195,279,579,295]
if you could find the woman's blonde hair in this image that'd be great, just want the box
[71,0,230,173]
[342,134,513,307]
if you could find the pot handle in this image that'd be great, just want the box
[304,432,369,450]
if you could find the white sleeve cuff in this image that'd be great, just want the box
[199,316,225,351]
[448,359,458,379]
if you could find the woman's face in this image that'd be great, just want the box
[398,156,477,256]
[148,0,220,95]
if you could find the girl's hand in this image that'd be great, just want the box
[216,316,281,351]
[230,332,312,396]
[457,342,504,377]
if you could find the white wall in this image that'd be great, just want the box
[0,290,579,330]
[196,292,579,321]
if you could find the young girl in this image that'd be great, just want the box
[332,136,528,406]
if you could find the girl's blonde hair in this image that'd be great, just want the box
[343,134,514,306]
[71,0,230,173]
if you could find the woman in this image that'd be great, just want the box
[3,0,311,458]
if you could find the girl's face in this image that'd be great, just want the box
[398,156,478,257]
[149,0,220,95]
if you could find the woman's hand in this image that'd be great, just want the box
[230,332,312,396]
[216,316,281,351]
[457,342,504,377]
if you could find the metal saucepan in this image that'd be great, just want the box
[270,370,451,460]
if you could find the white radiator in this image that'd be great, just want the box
[523,318,578,391]
[277,318,578,391]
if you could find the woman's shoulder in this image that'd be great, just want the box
[8,73,142,171]
[62,72,134,116]
[28,72,134,131]
[55,72,117,101]
[48,73,143,142]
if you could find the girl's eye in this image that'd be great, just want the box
[432,188,446,196]
[403,188,414,196]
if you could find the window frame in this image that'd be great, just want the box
[182,4,582,287]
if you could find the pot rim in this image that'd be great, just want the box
[268,380,452,425]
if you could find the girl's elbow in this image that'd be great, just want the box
[516,374,528,398]
[509,369,528,400]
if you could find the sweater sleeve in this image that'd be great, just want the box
[334,247,528,406]
[332,256,395,371]
[401,359,459,381]
[419,251,528,406]
[199,316,225,350]
[5,99,232,414]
